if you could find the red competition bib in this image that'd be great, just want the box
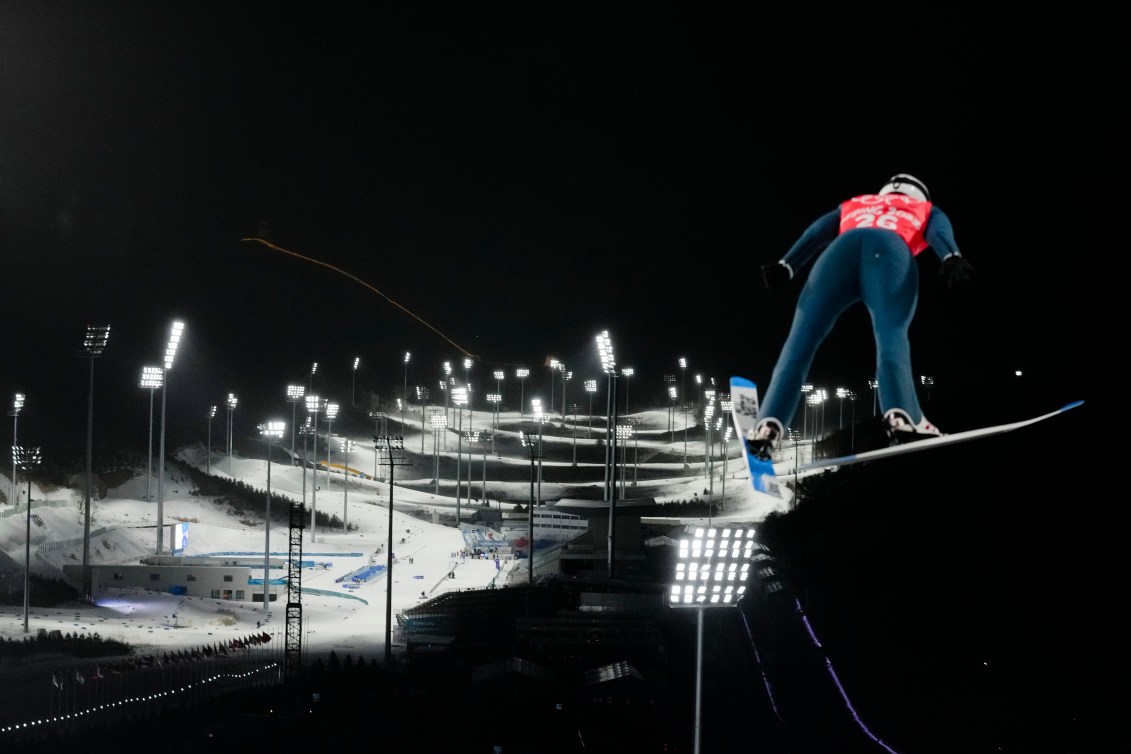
[839,194,932,256]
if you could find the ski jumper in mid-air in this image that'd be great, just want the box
[747,173,973,459]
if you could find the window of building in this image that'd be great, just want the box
[186,574,197,581]
[210,590,220,599]
[112,572,124,580]
[235,590,245,600]
[149,573,160,581]
[223,575,233,582]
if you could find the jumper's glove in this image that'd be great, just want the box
[940,255,973,291]
[761,261,791,292]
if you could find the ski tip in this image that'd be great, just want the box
[1060,399,1085,412]
[730,376,757,389]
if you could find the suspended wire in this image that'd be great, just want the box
[240,237,478,361]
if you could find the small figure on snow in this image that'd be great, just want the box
[750,174,972,458]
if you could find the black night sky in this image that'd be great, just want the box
[0,6,1109,463]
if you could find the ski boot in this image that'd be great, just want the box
[744,417,784,461]
[884,408,943,446]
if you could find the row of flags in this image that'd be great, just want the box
[49,632,273,688]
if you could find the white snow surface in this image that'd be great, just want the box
[0,407,794,663]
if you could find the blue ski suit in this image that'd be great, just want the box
[758,193,962,432]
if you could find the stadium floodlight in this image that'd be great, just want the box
[596,330,619,578]
[305,395,323,542]
[621,367,634,416]
[14,444,41,633]
[519,430,543,585]
[369,411,387,481]
[80,324,110,597]
[402,352,411,429]
[207,405,217,476]
[452,385,468,523]
[157,320,184,555]
[310,362,318,392]
[287,385,305,465]
[669,524,756,752]
[559,366,571,429]
[258,420,285,612]
[443,361,453,431]
[375,435,409,663]
[585,379,597,438]
[493,370,504,431]
[139,367,163,503]
[338,437,357,529]
[679,358,689,469]
[416,385,430,453]
[9,393,24,525]
[429,411,447,492]
[464,357,473,427]
[324,402,340,498]
[515,368,529,417]
[226,392,239,476]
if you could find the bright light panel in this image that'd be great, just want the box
[668,526,757,608]
[163,321,184,369]
[140,366,163,389]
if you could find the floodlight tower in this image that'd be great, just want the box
[868,379,878,416]
[258,420,285,612]
[679,358,689,468]
[442,361,453,428]
[156,321,184,555]
[339,437,356,529]
[515,368,529,418]
[493,370,504,430]
[596,330,619,578]
[560,364,571,429]
[369,410,387,481]
[548,358,559,426]
[585,379,597,438]
[430,412,446,493]
[14,445,41,633]
[324,402,340,496]
[836,387,850,430]
[402,352,411,429]
[452,385,468,523]
[305,395,323,542]
[519,430,543,585]
[668,384,678,442]
[9,393,24,515]
[207,405,217,476]
[801,384,813,442]
[464,357,473,429]
[616,424,633,500]
[532,397,545,491]
[286,385,305,465]
[375,436,410,663]
[79,324,110,596]
[226,392,238,476]
[720,396,734,513]
[416,386,430,453]
[487,393,501,454]
[704,393,717,498]
[621,367,634,416]
[669,525,756,754]
[570,402,582,466]
[310,362,318,393]
[139,367,163,501]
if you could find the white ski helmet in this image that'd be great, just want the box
[878,173,930,202]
